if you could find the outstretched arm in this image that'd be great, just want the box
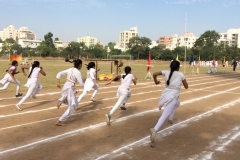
[153,71,162,85]
[40,67,46,76]
[105,74,121,85]
[132,74,137,85]
[21,65,30,76]
[182,79,188,89]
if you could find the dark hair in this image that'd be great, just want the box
[12,60,18,65]
[122,66,131,79]
[28,61,40,78]
[167,60,180,86]
[86,62,95,70]
[71,59,82,68]
[6,60,18,72]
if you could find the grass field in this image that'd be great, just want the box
[0,59,235,92]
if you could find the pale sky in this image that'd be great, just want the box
[1,0,240,45]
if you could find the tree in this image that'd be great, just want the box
[128,36,151,59]
[193,30,220,60]
[36,32,56,57]
[0,38,22,55]
[150,45,165,60]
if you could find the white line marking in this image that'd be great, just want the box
[1,86,240,156]
[188,126,240,160]
[96,99,240,160]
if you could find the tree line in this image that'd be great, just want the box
[0,30,239,62]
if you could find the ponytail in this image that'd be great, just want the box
[28,61,40,78]
[86,62,95,70]
[166,60,180,86]
[122,66,131,79]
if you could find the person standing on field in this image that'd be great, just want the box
[149,60,188,143]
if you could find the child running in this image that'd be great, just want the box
[56,59,84,126]
[77,62,99,103]
[15,61,46,110]
[105,66,137,126]
[0,60,23,97]
[149,60,188,143]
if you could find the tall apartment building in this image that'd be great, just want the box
[158,36,172,47]
[77,34,98,48]
[18,27,36,40]
[0,25,18,41]
[0,25,36,41]
[219,28,240,48]
[166,32,198,50]
[119,27,138,50]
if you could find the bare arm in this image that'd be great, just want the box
[182,79,188,89]
[132,74,137,85]
[153,71,162,85]
[40,67,46,76]
[105,74,121,85]
[21,65,30,76]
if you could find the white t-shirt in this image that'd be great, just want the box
[9,66,17,74]
[162,70,185,90]
[119,74,135,89]
[25,67,41,87]
[56,68,84,87]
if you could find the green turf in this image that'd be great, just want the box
[0,59,234,92]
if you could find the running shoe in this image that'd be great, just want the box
[16,93,23,97]
[15,104,22,111]
[105,114,111,125]
[149,128,156,143]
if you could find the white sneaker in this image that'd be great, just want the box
[90,97,96,102]
[149,128,156,143]
[15,104,22,111]
[105,114,111,125]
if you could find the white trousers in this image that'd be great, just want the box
[77,84,98,103]
[17,82,42,106]
[59,88,78,122]
[109,89,131,116]
[154,98,179,131]
[0,78,21,95]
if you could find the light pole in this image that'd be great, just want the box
[79,46,82,59]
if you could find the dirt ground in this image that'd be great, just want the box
[1,72,240,160]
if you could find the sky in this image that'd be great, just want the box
[1,0,240,45]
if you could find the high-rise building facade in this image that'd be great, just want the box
[165,32,198,50]
[77,34,98,48]
[119,27,138,50]
[219,28,240,48]
[0,25,36,41]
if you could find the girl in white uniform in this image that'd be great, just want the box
[105,66,137,125]
[149,60,188,143]
[56,59,84,126]
[15,61,46,110]
[77,62,99,103]
[0,60,22,97]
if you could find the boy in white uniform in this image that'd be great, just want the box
[78,62,99,103]
[0,60,22,97]
[56,59,84,126]
[149,60,188,143]
[15,61,46,110]
[105,66,137,126]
